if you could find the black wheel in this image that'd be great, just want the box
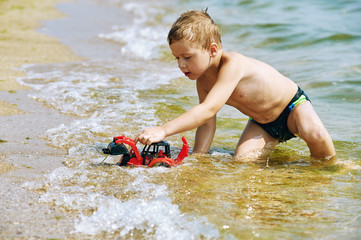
[151,162,171,168]
[118,154,130,166]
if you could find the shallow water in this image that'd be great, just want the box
[19,0,360,239]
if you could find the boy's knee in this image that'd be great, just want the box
[234,148,272,161]
[298,120,336,158]
[234,139,277,161]
[301,123,329,144]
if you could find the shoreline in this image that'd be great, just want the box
[0,0,82,166]
[0,0,81,93]
[0,0,83,238]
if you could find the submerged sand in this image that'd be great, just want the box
[0,0,84,238]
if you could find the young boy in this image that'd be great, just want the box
[135,10,335,160]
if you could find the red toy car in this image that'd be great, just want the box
[102,136,189,167]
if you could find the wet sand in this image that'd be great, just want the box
[0,0,84,238]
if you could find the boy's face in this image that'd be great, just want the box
[170,39,211,80]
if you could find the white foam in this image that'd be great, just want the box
[33,166,220,239]
[47,166,75,182]
[98,0,172,60]
[73,195,220,239]
[99,26,168,59]
[17,63,117,117]
[211,151,232,157]
[17,61,180,119]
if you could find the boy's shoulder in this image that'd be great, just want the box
[222,51,247,63]
[220,51,250,72]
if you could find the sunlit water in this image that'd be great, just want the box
[18,0,360,239]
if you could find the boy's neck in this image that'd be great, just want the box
[202,49,223,79]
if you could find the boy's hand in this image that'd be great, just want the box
[134,126,166,145]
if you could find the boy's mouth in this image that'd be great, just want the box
[184,72,191,77]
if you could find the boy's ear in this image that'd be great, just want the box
[209,43,219,58]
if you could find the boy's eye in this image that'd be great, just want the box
[173,56,191,60]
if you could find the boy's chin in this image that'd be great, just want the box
[187,74,198,80]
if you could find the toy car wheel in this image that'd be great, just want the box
[151,162,171,168]
[148,158,173,168]
[118,154,130,166]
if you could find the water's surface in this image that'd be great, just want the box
[19,0,360,239]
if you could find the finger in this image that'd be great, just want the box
[135,130,146,144]
[134,134,139,144]
[139,136,149,145]
[148,135,157,145]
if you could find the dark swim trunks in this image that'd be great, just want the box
[251,86,310,142]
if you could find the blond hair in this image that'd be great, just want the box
[167,9,222,50]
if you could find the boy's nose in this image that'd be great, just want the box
[178,60,186,70]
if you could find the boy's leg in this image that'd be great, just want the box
[234,120,279,160]
[287,101,336,159]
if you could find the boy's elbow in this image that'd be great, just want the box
[201,103,220,118]
[192,103,219,127]
[199,110,216,126]
[203,114,216,127]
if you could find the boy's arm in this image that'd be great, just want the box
[192,75,217,154]
[192,115,216,153]
[135,104,217,145]
[135,57,243,145]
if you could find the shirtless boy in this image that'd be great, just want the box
[135,10,335,160]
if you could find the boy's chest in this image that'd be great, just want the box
[199,76,248,101]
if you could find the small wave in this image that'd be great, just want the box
[98,25,168,59]
[255,32,359,50]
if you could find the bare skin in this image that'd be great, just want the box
[135,39,336,159]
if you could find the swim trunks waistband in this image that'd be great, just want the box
[288,95,307,111]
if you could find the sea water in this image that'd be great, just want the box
[19,0,361,239]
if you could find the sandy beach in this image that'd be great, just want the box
[0,0,83,238]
